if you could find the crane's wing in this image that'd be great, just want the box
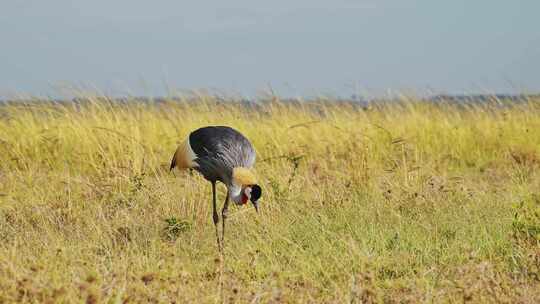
[169,137,198,170]
[171,126,256,183]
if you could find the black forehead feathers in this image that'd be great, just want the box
[251,184,262,201]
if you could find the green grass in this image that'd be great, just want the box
[0,97,539,303]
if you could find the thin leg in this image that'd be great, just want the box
[221,191,230,248]
[211,182,221,251]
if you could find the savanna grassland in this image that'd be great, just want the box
[0,96,539,303]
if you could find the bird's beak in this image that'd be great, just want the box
[252,200,259,213]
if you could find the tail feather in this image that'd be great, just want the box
[170,137,197,171]
[169,154,177,171]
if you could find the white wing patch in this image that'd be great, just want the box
[184,137,198,168]
[172,137,199,169]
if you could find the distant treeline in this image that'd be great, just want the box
[1,93,539,107]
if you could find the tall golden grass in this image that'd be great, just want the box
[0,96,539,303]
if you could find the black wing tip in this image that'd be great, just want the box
[169,156,176,172]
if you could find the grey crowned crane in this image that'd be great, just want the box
[170,126,262,250]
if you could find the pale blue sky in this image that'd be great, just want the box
[1,0,539,98]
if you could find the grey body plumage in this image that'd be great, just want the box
[188,126,256,186]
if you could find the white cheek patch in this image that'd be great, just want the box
[244,187,252,199]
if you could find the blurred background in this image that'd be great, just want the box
[1,0,539,99]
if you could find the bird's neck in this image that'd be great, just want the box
[228,184,244,205]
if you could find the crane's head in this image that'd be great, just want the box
[233,167,262,213]
[242,184,262,212]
